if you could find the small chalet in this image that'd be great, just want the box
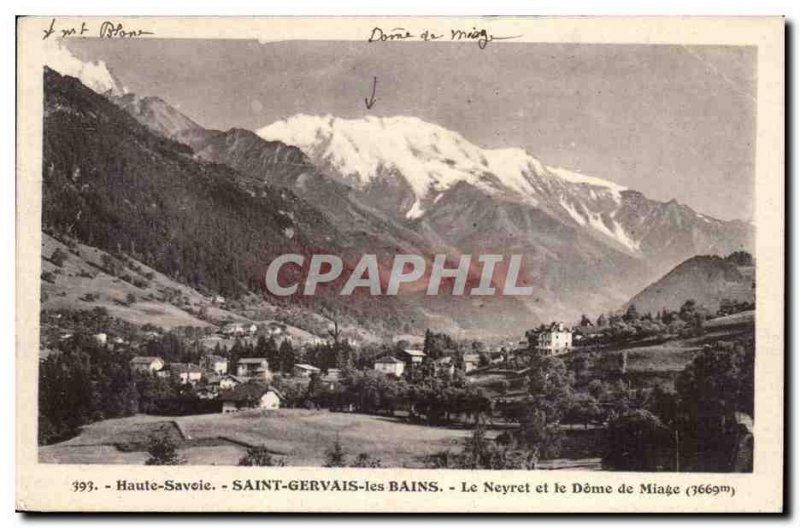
[374,356,405,377]
[169,363,204,385]
[236,358,270,380]
[129,356,165,374]
[219,382,284,413]
[293,363,321,378]
[202,354,229,375]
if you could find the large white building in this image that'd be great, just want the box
[536,322,573,356]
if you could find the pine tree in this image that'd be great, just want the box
[144,431,185,465]
[279,339,295,373]
[324,438,348,467]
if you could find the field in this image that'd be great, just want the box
[39,409,478,467]
[41,233,245,329]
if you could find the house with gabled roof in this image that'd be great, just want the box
[168,363,204,385]
[129,356,164,374]
[219,381,284,413]
[202,354,228,375]
[292,363,321,378]
[207,373,244,391]
[400,349,426,366]
[236,358,270,380]
[374,356,405,377]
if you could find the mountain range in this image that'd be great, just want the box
[41,64,754,337]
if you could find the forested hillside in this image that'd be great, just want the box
[42,67,340,299]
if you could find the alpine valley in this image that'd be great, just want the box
[41,66,753,339]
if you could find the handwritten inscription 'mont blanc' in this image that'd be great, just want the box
[367,26,521,49]
[42,19,154,40]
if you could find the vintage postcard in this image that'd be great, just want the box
[16,16,784,512]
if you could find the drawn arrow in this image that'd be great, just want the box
[364,76,378,110]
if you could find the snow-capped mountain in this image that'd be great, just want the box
[257,114,750,262]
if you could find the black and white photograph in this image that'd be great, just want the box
[32,33,760,472]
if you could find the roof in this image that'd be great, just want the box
[374,356,404,364]
[293,363,320,371]
[209,374,245,384]
[403,349,426,357]
[130,356,162,364]
[463,353,481,362]
[238,358,268,364]
[205,354,227,363]
[545,322,570,332]
[169,363,203,374]
[218,382,284,402]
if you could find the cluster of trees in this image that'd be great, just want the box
[272,367,493,426]
[717,298,755,317]
[38,309,217,444]
[428,426,537,469]
[238,446,286,467]
[213,334,362,376]
[38,331,211,444]
[39,332,138,444]
[323,439,382,468]
[218,336,298,375]
[575,299,711,346]
[425,339,753,472]
[601,341,754,471]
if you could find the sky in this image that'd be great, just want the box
[67,38,756,221]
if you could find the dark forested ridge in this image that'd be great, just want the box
[42,67,342,298]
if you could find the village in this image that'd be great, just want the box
[124,321,576,415]
[38,297,755,471]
